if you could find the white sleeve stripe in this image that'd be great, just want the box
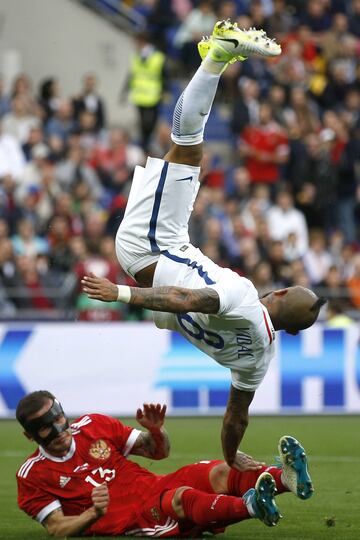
[36,500,62,523]
[123,429,142,456]
[18,452,41,477]
[19,456,45,479]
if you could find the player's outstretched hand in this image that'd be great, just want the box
[92,483,109,517]
[232,450,266,472]
[82,273,118,302]
[136,403,167,430]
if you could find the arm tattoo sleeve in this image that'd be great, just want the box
[132,429,170,460]
[129,286,220,314]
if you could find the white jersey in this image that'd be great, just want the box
[116,157,275,392]
[153,244,275,392]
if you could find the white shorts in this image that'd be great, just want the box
[116,157,201,277]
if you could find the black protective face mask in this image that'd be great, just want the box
[24,399,70,447]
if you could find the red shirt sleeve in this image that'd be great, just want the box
[17,474,61,522]
[87,414,140,455]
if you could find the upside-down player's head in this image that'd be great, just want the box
[16,390,72,457]
[261,286,326,335]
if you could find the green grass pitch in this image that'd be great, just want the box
[0,416,359,540]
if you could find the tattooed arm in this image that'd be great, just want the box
[130,404,170,460]
[82,274,220,314]
[221,386,264,472]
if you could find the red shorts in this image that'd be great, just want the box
[125,460,224,537]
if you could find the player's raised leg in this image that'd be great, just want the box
[164,20,281,167]
[116,20,281,284]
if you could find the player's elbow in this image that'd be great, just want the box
[44,523,63,537]
[153,447,170,460]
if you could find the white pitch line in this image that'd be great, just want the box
[0,450,27,457]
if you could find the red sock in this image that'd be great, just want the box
[227,466,288,496]
[181,488,250,526]
[161,488,250,526]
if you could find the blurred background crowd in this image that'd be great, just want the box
[1,0,360,323]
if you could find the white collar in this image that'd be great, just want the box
[40,438,76,462]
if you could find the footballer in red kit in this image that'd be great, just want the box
[16,391,314,537]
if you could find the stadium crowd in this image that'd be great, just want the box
[1,0,360,322]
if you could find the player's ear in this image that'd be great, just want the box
[273,289,288,297]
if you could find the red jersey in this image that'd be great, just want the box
[16,414,158,535]
[241,123,289,183]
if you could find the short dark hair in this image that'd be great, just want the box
[16,390,55,428]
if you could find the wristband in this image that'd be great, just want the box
[116,285,131,303]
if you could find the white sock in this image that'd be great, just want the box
[171,60,226,146]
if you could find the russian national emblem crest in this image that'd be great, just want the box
[89,439,111,460]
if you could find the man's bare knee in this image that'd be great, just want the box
[171,486,193,518]
[209,463,231,494]
[164,143,203,167]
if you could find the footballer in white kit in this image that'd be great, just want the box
[83,21,325,470]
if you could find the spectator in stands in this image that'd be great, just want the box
[9,254,54,310]
[22,125,46,161]
[285,86,320,137]
[251,260,277,297]
[349,0,360,37]
[174,0,217,72]
[17,143,51,193]
[0,75,11,117]
[126,31,166,151]
[303,230,332,286]
[2,95,39,144]
[47,215,75,274]
[0,120,26,181]
[12,218,48,257]
[56,146,103,202]
[89,127,145,194]
[267,190,308,258]
[336,132,359,244]
[300,0,332,33]
[38,78,61,125]
[231,77,260,136]
[11,74,38,116]
[266,0,294,39]
[318,264,349,310]
[73,73,106,132]
[239,102,289,190]
[296,132,337,230]
[45,100,76,143]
